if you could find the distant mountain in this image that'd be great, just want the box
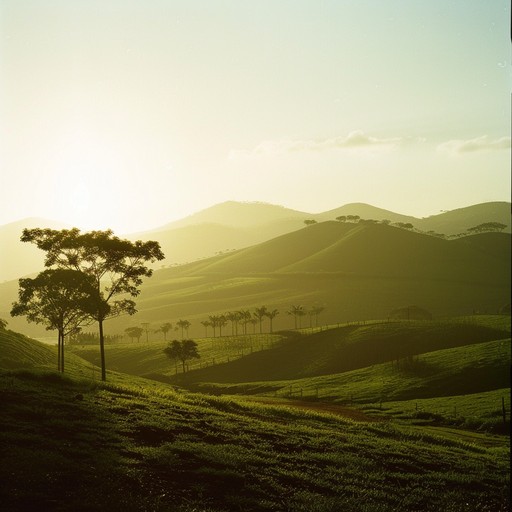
[152,201,308,231]
[415,201,511,235]
[2,201,509,282]
[0,218,71,283]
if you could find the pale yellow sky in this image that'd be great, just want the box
[1,1,510,233]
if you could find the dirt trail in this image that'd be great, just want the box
[248,398,387,422]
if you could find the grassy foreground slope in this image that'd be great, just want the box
[1,367,509,511]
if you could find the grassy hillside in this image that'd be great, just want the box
[168,319,510,385]
[194,337,510,403]
[1,367,509,511]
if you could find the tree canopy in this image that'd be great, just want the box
[20,228,164,380]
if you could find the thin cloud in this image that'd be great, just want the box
[228,131,421,160]
[438,135,511,155]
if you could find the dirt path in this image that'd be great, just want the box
[246,397,387,422]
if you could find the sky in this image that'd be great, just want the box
[1,0,510,234]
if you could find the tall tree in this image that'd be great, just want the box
[287,305,305,329]
[141,322,150,343]
[309,306,325,328]
[163,339,200,373]
[265,308,280,333]
[176,319,191,339]
[11,269,96,372]
[20,228,164,381]
[200,320,210,337]
[0,318,7,329]
[254,306,268,333]
[157,322,173,341]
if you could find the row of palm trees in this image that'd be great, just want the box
[134,305,326,342]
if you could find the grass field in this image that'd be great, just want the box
[1,315,510,511]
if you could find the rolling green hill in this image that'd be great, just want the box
[1,337,509,511]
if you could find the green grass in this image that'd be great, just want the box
[1,368,510,511]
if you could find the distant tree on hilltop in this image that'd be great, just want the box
[304,219,317,226]
[468,222,507,233]
[125,326,143,343]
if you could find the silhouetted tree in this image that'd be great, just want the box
[141,322,150,343]
[217,315,227,337]
[287,305,305,329]
[156,322,173,341]
[304,219,317,226]
[20,228,164,381]
[11,269,96,373]
[0,318,7,329]
[265,308,280,333]
[254,306,268,333]
[468,222,507,233]
[336,216,347,222]
[164,339,200,373]
[200,320,211,337]
[309,306,325,327]
[125,326,144,343]
[176,319,191,339]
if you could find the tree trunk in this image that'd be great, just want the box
[57,331,61,372]
[182,359,186,373]
[99,318,106,381]
[60,330,65,373]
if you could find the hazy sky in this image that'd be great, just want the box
[1,0,510,233]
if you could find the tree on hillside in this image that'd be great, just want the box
[239,310,251,335]
[265,308,279,333]
[254,306,268,333]
[125,326,144,343]
[163,339,200,373]
[335,216,347,222]
[208,315,220,337]
[346,215,360,222]
[226,311,239,336]
[11,269,96,373]
[156,322,173,341]
[176,319,191,339]
[0,318,7,329]
[217,315,227,337]
[304,219,317,226]
[309,306,325,328]
[468,222,507,233]
[381,219,391,225]
[20,228,164,381]
[394,222,414,230]
[200,320,211,337]
[287,305,305,329]
[141,322,150,343]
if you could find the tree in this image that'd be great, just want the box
[335,216,347,222]
[239,310,251,335]
[200,320,210,337]
[468,222,507,233]
[0,318,7,330]
[141,322,150,343]
[287,305,305,329]
[226,311,239,336]
[164,339,200,373]
[309,306,325,327]
[304,219,317,226]
[217,315,227,337]
[156,322,173,341]
[20,227,164,381]
[11,269,96,373]
[176,319,191,339]
[253,306,268,333]
[265,308,279,333]
[125,326,143,343]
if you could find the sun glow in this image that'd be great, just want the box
[47,134,126,232]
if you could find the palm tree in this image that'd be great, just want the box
[200,320,210,337]
[208,315,219,337]
[226,312,238,336]
[287,305,304,329]
[218,315,227,337]
[310,306,325,327]
[239,310,251,335]
[157,322,173,341]
[265,308,280,333]
[176,319,191,339]
[254,306,268,333]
